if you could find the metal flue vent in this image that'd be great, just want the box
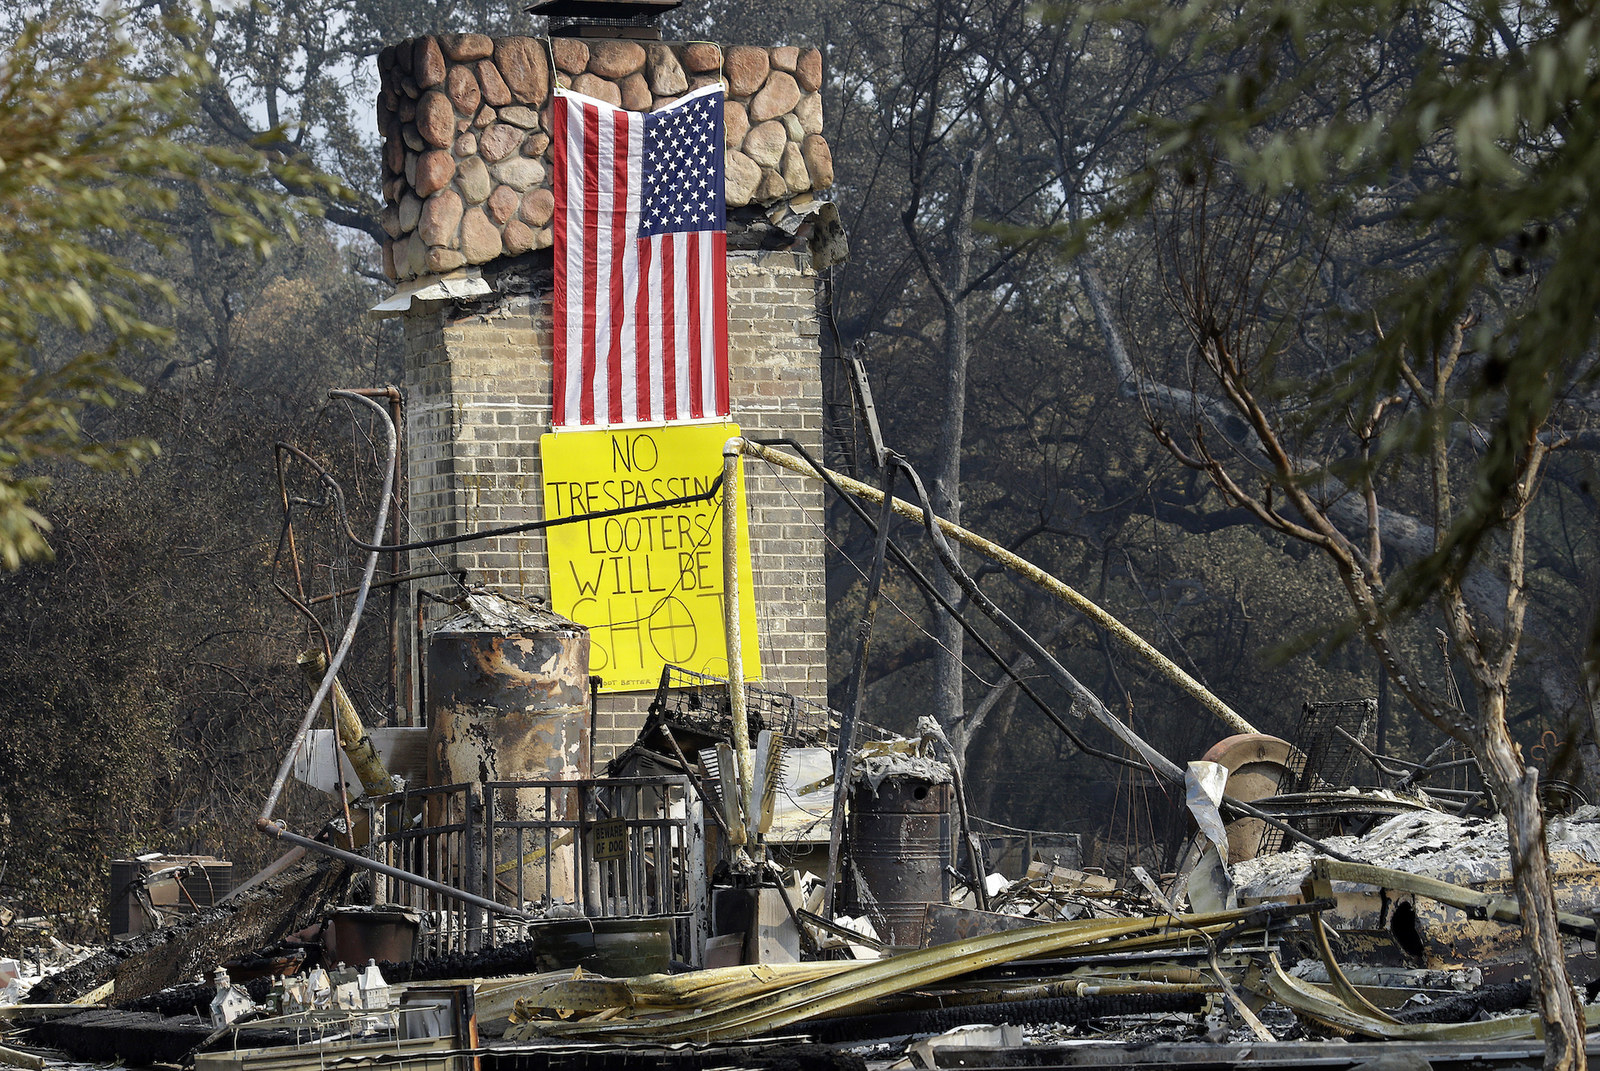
[528,0,683,39]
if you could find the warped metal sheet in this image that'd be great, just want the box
[508,904,1286,1044]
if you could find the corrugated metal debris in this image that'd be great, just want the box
[7,539,1597,1070]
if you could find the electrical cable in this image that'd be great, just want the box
[743,440,1360,862]
[896,458,1182,781]
[766,447,1010,689]
[275,438,725,554]
[750,436,1144,772]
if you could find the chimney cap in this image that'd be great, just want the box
[528,0,683,39]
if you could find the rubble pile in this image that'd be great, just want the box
[1235,806,1600,894]
[5,631,1595,1068]
[8,755,1598,1069]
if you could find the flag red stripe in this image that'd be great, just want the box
[635,232,654,422]
[552,100,570,426]
[686,235,703,419]
[579,102,603,426]
[660,232,677,419]
[605,109,630,425]
[657,238,676,420]
[712,231,729,416]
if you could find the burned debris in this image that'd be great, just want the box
[6,541,1600,1069]
[2,388,1593,1069]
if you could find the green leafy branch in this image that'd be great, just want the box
[0,14,344,568]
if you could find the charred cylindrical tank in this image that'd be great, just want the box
[846,774,953,948]
[427,596,590,907]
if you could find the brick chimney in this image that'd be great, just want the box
[374,26,841,757]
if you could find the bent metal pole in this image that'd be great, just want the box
[734,439,1257,738]
[722,437,753,847]
[260,390,397,823]
[251,394,533,919]
[721,441,1354,857]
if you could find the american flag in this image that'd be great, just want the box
[552,84,729,428]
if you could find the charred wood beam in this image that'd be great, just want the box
[24,858,351,1006]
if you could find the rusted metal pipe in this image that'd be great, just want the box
[254,818,531,920]
[734,439,1257,737]
[340,386,406,720]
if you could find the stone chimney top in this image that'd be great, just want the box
[377,34,833,282]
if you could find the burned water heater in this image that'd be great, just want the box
[426,594,591,906]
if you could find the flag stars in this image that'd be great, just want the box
[639,90,725,238]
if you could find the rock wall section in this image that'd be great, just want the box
[378,34,833,282]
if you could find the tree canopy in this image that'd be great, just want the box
[0,14,336,568]
[1096,0,1600,614]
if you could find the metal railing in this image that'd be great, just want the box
[360,781,482,955]
[359,776,699,959]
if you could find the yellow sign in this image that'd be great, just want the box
[592,818,628,861]
[541,422,761,692]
